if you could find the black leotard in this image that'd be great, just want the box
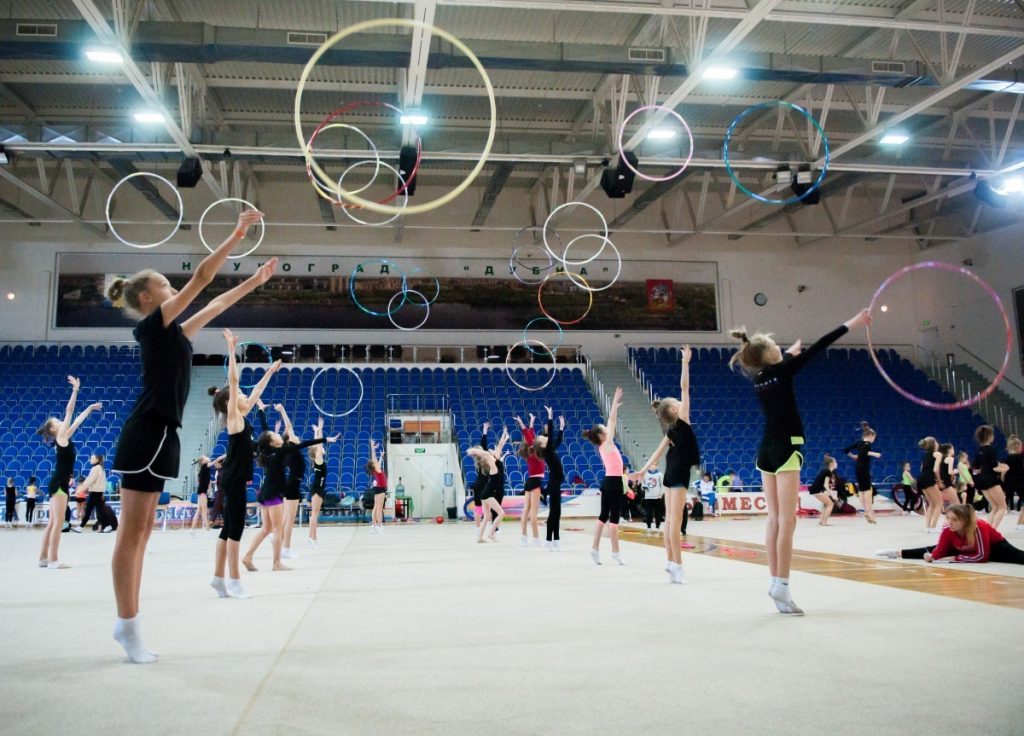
[972,445,1000,491]
[49,440,76,495]
[664,418,700,488]
[844,440,875,491]
[197,463,211,495]
[259,439,326,503]
[309,459,326,497]
[809,468,834,495]
[542,420,565,487]
[221,420,255,487]
[1004,453,1023,492]
[918,451,938,489]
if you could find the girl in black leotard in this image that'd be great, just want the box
[728,308,871,615]
[307,416,328,549]
[1003,435,1024,529]
[35,375,102,570]
[632,345,700,584]
[540,407,566,550]
[844,422,881,525]
[274,404,306,562]
[470,423,491,534]
[190,456,212,534]
[973,425,1009,530]
[916,437,944,534]
[470,427,510,543]
[244,407,335,571]
[937,443,959,508]
[211,329,283,601]
[808,454,839,526]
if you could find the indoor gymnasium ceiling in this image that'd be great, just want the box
[3,0,1024,245]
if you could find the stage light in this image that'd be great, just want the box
[85,47,123,64]
[134,111,165,124]
[999,176,1024,194]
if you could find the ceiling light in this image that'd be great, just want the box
[134,111,165,124]
[0,146,7,165]
[703,66,738,80]
[5,293,14,301]
[1000,176,1024,193]
[85,47,124,64]
[880,133,909,145]
[400,113,428,126]
[880,305,888,313]
[646,128,677,140]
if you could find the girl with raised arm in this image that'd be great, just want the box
[278,404,306,560]
[540,407,566,550]
[514,413,546,548]
[472,426,511,542]
[729,309,871,615]
[36,376,102,568]
[307,417,327,549]
[106,210,273,663]
[367,440,388,534]
[211,330,282,598]
[844,422,881,524]
[587,387,626,567]
[631,346,701,584]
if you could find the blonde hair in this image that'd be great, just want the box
[728,328,776,378]
[106,269,159,320]
[651,398,679,428]
[860,421,877,440]
[1008,434,1022,453]
[918,436,938,452]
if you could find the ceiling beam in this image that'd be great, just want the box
[69,0,227,200]
[105,158,181,220]
[0,166,106,237]
[471,162,516,227]
[608,169,697,229]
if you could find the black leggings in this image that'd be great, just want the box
[598,476,623,525]
[681,500,689,535]
[218,482,247,542]
[893,484,921,512]
[26,498,35,523]
[545,480,562,541]
[644,498,664,529]
[80,492,105,528]
[4,497,14,523]
[900,539,1024,564]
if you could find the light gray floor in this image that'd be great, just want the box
[1,519,1021,736]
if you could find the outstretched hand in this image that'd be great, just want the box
[87,402,103,412]
[786,339,803,357]
[222,328,238,350]
[235,209,264,236]
[327,434,340,443]
[67,375,80,391]
[558,416,565,431]
[847,308,873,330]
[253,257,279,286]
[544,405,553,418]
[681,345,692,364]
[268,359,283,373]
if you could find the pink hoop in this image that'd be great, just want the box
[617,105,694,183]
[867,261,1012,411]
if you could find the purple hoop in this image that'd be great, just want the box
[617,105,694,183]
[867,261,1011,411]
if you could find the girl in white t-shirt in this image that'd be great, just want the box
[642,468,665,536]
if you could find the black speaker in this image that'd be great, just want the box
[398,145,418,196]
[789,166,821,205]
[600,151,638,198]
[176,157,202,188]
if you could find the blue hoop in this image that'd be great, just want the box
[523,316,564,355]
[223,342,273,390]
[348,258,408,317]
[722,101,830,206]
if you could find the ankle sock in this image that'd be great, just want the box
[113,616,157,664]
[209,576,229,598]
[225,578,251,599]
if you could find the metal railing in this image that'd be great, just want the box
[924,349,1022,437]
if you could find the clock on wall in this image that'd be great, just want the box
[754,292,768,307]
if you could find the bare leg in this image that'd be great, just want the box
[923,486,942,530]
[309,495,322,541]
[373,493,385,527]
[243,513,272,570]
[519,492,531,537]
[940,485,959,507]
[609,523,620,554]
[665,488,684,565]
[985,487,1007,529]
[226,539,241,580]
[214,538,227,578]
[529,489,541,539]
[862,489,876,523]
[282,499,298,550]
[818,494,834,525]
[111,490,159,619]
[761,472,780,577]
[269,505,289,570]
[46,494,69,564]
[38,502,56,563]
[591,520,605,551]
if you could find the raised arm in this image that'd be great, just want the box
[679,345,691,424]
[224,330,244,434]
[631,435,671,479]
[605,387,624,440]
[275,403,296,442]
[480,421,489,451]
[67,401,103,440]
[56,375,80,444]
[239,359,282,414]
[493,427,511,455]
[162,209,263,329]
[182,256,279,339]
[255,399,270,433]
[370,440,384,466]
[312,416,324,440]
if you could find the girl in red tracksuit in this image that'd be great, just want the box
[877,504,1024,564]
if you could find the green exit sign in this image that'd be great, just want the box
[414,448,426,454]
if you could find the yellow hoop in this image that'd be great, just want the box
[294,18,497,216]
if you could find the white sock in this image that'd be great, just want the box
[769,575,779,593]
[210,576,229,598]
[590,549,601,565]
[225,578,251,599]
[771,578,793,602]
[113,616,157,664]
[611,552,625,566]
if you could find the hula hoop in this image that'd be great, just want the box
[305,122,381,203]
[867,261,1012,411]
[510,225,557,285]
[199,198,265,259]
[617,104,694,182]
[295,18,496,216]
[386,288,431,331]
[337,160,408,226]
[562,234,622,292]
[722,100,830,206]
[505,339,557,392]
[304,102,420,208]
[404,267,440,305]
[349,259,407,318]
[223,342,273,390]
[537,270,594,326]
[523,316,564,355]
[310,366,365,418]
[106,172,183,249]
[542,201,609,266]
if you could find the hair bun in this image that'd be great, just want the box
[106,277,126,303]
[207,386,219,396]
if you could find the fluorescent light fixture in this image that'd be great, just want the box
[880,133,909,145]
[400,113,428,126]
[703,66,738,80]
[0,146,7,165]
[646,128,677,140]
[795,169,813,184]
[134,111,165,124]
[5,293,14,301]
[85,47,124,64]
[1001,176,1024,193]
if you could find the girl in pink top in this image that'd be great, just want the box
[584,387,626,566]
[367,440,387,534]
[514,413,547,548]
